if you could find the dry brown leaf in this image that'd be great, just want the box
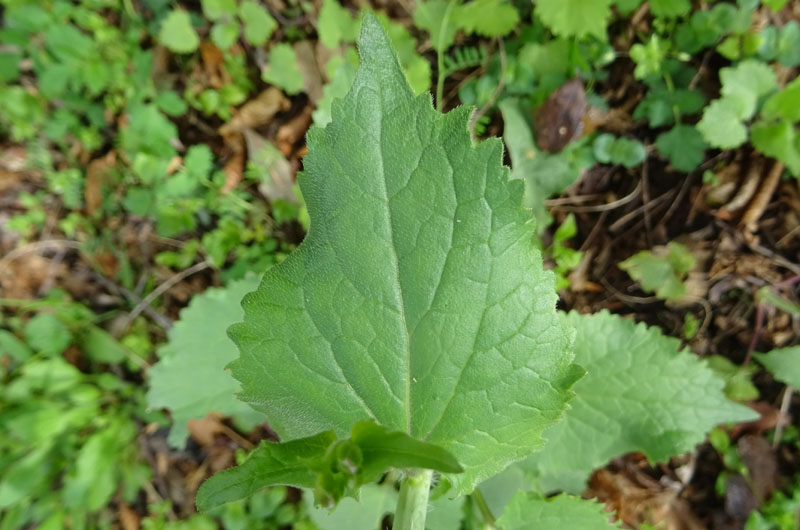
[294,40,324,102]
[0,254,66,299]
[740,161,784,234]
[219,87,290,135]
[94,250,119,278]
[200,42,227,89]
[0,169,23,195]
[276,105,313,156]
[589,468,705,530]
[187,412,226,447]
[718,159,765,219]
[244,128,297,202]
[0,146,27,172]
[118,503,140,530]
[222,148,245,194]
[534,77,587,153]
[85,151,116,215]
[738,434,778,503]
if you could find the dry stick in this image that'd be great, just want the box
[640,161,653,247]
[0,239,82,270]
[600,277,660,305]
[550,181,642,213]
[545,192,608,206]
[90,272,173,331]
[774,386,795,449]
[740,161,785,233]
[608,188,677,233]
[118,260,211,333]
[660,171,696,227]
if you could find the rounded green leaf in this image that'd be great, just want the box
[656,124,708,172]
[158,10,199,54]
[239,1,277,46]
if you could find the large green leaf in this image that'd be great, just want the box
[147,275,266,447]
[229,14,579,495]
[527,311,759,493]
[497,492,621,529]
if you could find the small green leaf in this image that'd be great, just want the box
[24,313,72,356]
[592,134,646,168]
[62,419,136,511]
[751,120,800,176]
[535,0,614,39]
[201,0,237,21]
[318,0,360,48]
[656,124,708,172]
[239,1,277,46]
[350,421,462,481]
[413,0,459,52]
[262,44,304,94]
[0,330,33,363]
[158,10,200,54]
[527,311,759,493]
[155,90,188,117]
[498,492,621,529]
[197,421,461,511]
[77,326,127,363]
[630,36,667,79]
[720,60,777,119]
[696,97,749,149]
[210,20,240,50]
[763,0,789,9]
[777,21,800,67]
[650,0,690,18]
[707,355,760,402]
[456,0,520,37]
[619,242,694,300]
[755,346,800,389]
[197,431,336,511]
[762,77,800,123]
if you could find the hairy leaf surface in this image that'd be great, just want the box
[528,311,758,493]
[229,14,579,494]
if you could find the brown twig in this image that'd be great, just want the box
[740,161,785,233]
[550,181,642,213]
[773,386,794,449]
[117,261,212,334]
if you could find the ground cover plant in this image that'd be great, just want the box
[1,0,799,529]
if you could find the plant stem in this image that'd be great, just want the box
[394,469,433,530]
[471,488,497,528]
